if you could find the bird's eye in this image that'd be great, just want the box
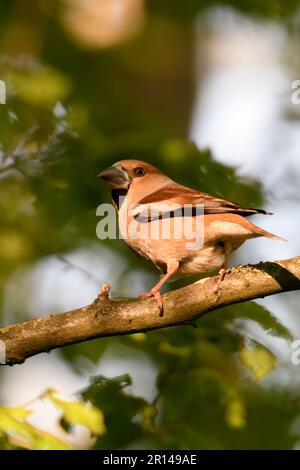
[134,167,145,177]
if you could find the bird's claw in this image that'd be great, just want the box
[213,267,227,295]
[139,290,164,316]
[217,268,226,283]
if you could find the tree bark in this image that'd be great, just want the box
[1,256,300,366]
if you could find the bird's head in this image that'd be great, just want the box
[98,159,165,191]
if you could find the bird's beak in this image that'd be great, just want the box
[98,165,130,189]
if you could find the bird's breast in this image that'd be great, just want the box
[117,207,248,277]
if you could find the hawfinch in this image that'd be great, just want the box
[99,160,284,314]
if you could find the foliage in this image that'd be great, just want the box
[44,389,105,437]
[239,344,276,382]
[0,391,104,449]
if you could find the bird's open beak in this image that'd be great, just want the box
[98,165,130,189]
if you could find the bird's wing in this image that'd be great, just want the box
[134,183,271,222]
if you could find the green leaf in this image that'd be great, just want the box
[225,392,246,429]
[0,406,31,421]
[7,66,71,107]
[240,345,276,382]
[82,375,150,449]
[0,406,71,450]
[159,341,191,357]
[45,389,106,436]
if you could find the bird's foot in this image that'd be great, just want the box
[217,268,226,283]
[213,267,227,295]
[139,289,164,316]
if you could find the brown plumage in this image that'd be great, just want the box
[99,159,284,314]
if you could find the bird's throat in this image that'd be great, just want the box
[111,188,128,209]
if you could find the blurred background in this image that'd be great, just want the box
[0,0,300,450]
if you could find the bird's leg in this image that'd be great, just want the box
[214,253,229,294]
[216,242,231,284]
[218,261,227,282]
[214,256,227,294]
[139,260,179,316]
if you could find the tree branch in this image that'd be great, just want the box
[1,256,300,366]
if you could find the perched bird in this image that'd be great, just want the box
[99,159,284,314]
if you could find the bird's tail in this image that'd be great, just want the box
[253,224,286,241]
